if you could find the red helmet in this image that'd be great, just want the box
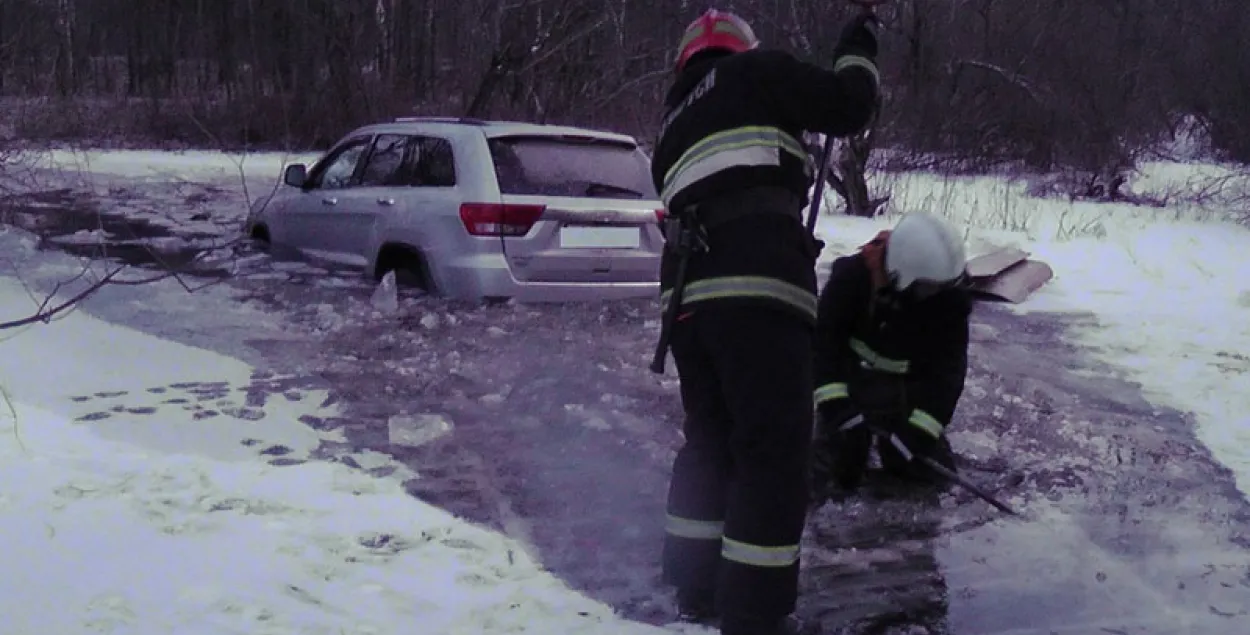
[675,9,759,72]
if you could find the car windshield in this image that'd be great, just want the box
[488,135,658,200]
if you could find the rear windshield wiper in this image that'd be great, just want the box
[582,181,645,198]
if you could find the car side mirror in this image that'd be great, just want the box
[283,163,308,188]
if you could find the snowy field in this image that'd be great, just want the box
[2,146,1248,632]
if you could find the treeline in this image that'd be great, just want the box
[1,0,1247,176]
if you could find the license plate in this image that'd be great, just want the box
[559,226,640,249]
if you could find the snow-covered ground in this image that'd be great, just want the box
[0,274,704,634]
[23,148,1250,501]
[5,146,1248,631]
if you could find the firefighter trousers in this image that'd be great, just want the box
[661,303,814,625]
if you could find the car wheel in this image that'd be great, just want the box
[375,244,432,294]
[249,225,272,250]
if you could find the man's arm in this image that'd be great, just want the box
[750,49,879,138]
[902,293,973,440]
[813,257,870,418]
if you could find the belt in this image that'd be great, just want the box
[683,186,803,230]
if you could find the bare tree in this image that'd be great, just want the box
[0,0,1244,209]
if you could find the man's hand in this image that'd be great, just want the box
[811,408,872,498]
[832,12,879,62]
[877,417,941,461]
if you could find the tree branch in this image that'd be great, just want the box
[951,59,1045,104]
[0,266,123,330]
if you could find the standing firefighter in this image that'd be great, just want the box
[810,211,973,502]
[649,8,881,635]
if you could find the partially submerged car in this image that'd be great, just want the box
[244,117,665,302]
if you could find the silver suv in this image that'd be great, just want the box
[243,117,665,302]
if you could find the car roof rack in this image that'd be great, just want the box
[392,116,488,125]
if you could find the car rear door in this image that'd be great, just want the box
[484,134,663,284]
[335,133,413,263]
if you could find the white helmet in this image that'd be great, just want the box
[885,212,968,291]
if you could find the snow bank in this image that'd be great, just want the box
[0,275,327,461]
[813,167,1250,499]
[0,401,686,635]
[0,276,701,634]
[37,148,321,185]
[1024,221,1250,499]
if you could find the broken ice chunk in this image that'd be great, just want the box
[371,270,399,313]
[387,413,453,448]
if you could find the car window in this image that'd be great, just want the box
[412,137,457,187]
[311,137,371,190]
[380,136,458,187]
[487,136,657,199]
[358,134,408,187]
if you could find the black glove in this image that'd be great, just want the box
[811,405,872,499]
[832,12,879,62]
[849,373,942,462]
[876,414,942,462]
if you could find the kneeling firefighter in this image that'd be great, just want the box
[647,7,881,635]
[811,211,973,501]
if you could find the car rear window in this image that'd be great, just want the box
[488,135,658,200]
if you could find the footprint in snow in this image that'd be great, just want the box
[222,406,266,421]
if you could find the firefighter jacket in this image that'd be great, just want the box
[812,251,972,441]
[651,47,879,324]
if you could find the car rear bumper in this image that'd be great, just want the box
[437,255,660,303]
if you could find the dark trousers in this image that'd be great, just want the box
[661,303,814,626]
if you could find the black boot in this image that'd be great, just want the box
[676,588,718,624]
[810,425,871,504]
[721,614,810,635]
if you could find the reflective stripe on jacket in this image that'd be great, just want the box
[661,126,812,207]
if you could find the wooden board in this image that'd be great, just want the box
[966,246,1030,279]
[969,259,1054,304]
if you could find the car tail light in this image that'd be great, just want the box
[655,209,667,223]
[459,203,546,236]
